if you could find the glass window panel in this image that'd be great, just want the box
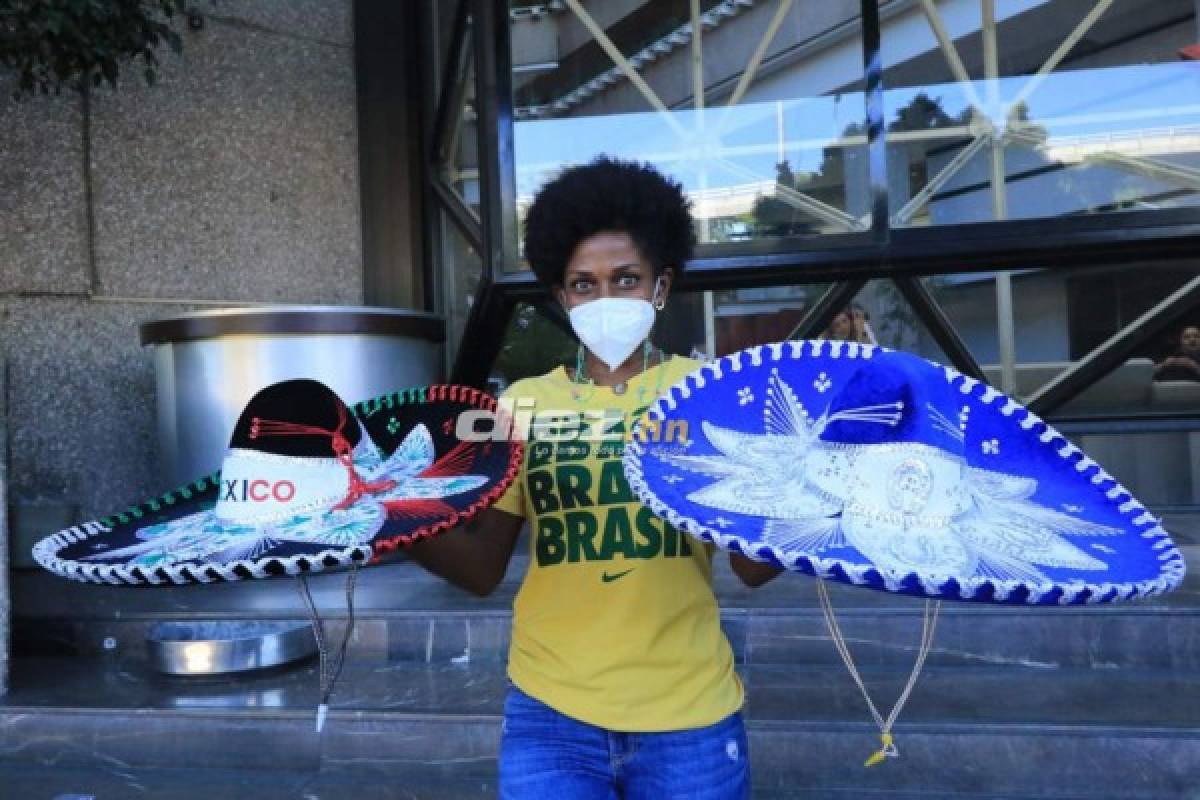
[883,0,1200,227]
[448,51,481,213]
[657,289,710,359]
[849,279,953,365]
[508,0,871,266]
[438,211,484,375]
[424,0,480,213]
[713,284,826,355]
[927,265,1200,417]
[1070,429,1200,509]
[493,302,578,388]
[708,279,957,365]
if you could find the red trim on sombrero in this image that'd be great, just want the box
[384,497,456,520]
[369,385,524,558]
[420,439,476,478]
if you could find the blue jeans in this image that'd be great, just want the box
[498,685,750,800]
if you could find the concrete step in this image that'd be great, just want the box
[15,544,1197,617]
[14,546,1200,672]
[6,656,1198,731]
[18,601,1200,674]
[1,657,1197,797]
[0,761,498,800]
[0,761,1113,800]
[0,764,1172,800]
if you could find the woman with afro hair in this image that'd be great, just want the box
[408,156,780,799]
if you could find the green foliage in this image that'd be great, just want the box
[0,0,193,98]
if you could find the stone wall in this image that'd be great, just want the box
[0,2,362,570]
[0,352,7,695]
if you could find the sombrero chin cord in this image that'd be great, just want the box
[815,578,940,767]
[297,564,358,733]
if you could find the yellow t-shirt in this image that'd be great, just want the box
[492,355,743,732]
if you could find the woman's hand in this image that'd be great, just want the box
[729,552,783,588]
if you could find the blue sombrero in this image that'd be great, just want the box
[624,341,1186,605]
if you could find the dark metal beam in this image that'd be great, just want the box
[354,0,427,309]
[431,177,483,254]
[1029,274,1200,416]
[683,210,1200,285]
[860,0,889,241]
[415,0,442,312]
[891,276,986,381]
[431,0,472,167]
[471,0,520,279]
[787,279,869,340]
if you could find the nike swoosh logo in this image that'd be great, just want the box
[601,568,635,583]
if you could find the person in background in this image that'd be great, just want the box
[820,303,874,344]
[406,156,780,799]
[1154,324,1200,382]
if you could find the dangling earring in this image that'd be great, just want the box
[652,276,666,311]
[571,344,595,403]
[574,344,587,383]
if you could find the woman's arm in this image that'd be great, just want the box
[729,552,783,588]
[405,507,525,597]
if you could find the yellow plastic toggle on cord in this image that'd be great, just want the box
[864,733,897,767]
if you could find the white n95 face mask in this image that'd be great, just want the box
[568,296,657,371]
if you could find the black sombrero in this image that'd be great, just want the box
[33,379,522,586]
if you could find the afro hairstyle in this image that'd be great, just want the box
[522,156,695,288]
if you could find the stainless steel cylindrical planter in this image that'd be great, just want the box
[140,306,446,486]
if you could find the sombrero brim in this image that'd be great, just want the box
[622,340,1187,605]
[34,385,522,586]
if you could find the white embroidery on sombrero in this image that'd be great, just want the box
[927,403,965,443]
[763,367,813,438]
[761,516,846,554]
[368,421,437,481]
[662,370,837,519]
[655,368,1118,583]
[352,426,386,475]
[836,444,978,578]
[665,423,834,519]
[83,500,385,569]
[373,424,490,505]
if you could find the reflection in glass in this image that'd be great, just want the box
[439,216,484,374]
[926,267,1200,416]
[509,0,870,261]
[1072,429,1200,508]
[448,56,480,213]
[712,285,821,356]
[884,0,1200,226]
[492,303,577,388]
